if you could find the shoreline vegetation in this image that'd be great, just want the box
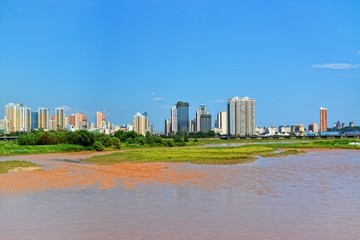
[84,138,359,165]
[0,160,42,174]
[0,131,359,166]
[84,146,308,165]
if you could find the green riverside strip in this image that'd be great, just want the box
[85,145,277,165]
[85,139,359,165]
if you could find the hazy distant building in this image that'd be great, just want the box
[189,119,195,133]
[349,122,355,127]
[38,107,49,130]
[133,112,149,135]
[335,120,342,130]
[265,126,278,136]
[0,119,5,133]
[68,114,76,127]
[55,107,64,130]
[308,123,319,133]
[294,124,305,135]
[176,101,189,133]
[170,106,177,134]
[96,111,106,128]
[279,125,291,134]
[227,97,256,136]
[194,105,211,133]
[200,114,212,133]
[216,111,228,135]
[164,118,171,135]
[75,113,87,129]
[4,103,31,133]
[320,107,328,132]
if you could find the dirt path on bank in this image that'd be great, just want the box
[0,152,209,194]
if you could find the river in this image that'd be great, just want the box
[0,150,359,240]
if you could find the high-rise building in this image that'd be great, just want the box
[75,113,87,129]
[227,97,256,136]
[38,107,49,130]
[189,119,195,133]
[308,123,319,133]
[176,101,189,133]
[195,105,212,132]
[31,112,38,130]
[133,112,149,135]
[164,118,171,135]
[170,106,177,134]
[68,114,76,126]
[216,111,228,135]
[4,103,31,133]
[96,111,106,128]
[55,107,64,130]
[200,114,212,133]
[195,105,207,132]
[320,107,328,132]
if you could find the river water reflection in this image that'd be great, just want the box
[0,150,359,240]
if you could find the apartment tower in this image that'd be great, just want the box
[55,107,64,130]
[320,107,328,132]
[133,112,149,135]
[176,101,189,133]
[227,97,256,136]
[38,107,49,130]
[96,111,106,128]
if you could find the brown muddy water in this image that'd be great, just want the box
[0,150,359,240]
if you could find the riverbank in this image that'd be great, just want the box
[0,151,208,194]
[0,160,42,174]
[0,141,89,156]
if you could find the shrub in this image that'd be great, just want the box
[93,141,105,151]
[111,137,121,149]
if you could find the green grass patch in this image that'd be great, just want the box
[0,141,88,156]
[260,149,306,158]
[264,139,360,149]
[0,160,41,174]
[85,145,276,165]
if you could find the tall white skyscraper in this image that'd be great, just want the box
[170,106,177,134]
[216,111,228,135]
[227,97,256,136]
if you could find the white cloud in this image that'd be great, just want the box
[358,50,360,55]
[311,63,359,70]
[151,96,164,101]
[212,99,226,104]
[161,105,173,109]
[57,105,81,114]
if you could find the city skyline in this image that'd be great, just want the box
[2,99,357,136]
[1,0,359,129]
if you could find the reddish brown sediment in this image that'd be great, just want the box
[0,152,210,194]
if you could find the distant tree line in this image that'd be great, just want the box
[17,130,120,151]
[16,129,202,150]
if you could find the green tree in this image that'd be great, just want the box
[93,141,105,151]
[111,137,121,149]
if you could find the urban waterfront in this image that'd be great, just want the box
[1,150,359,240]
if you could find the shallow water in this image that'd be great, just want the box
[0,150,359,240]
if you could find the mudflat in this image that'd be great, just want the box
[0,152,208,194]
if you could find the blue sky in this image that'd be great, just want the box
[1,0,359,131]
